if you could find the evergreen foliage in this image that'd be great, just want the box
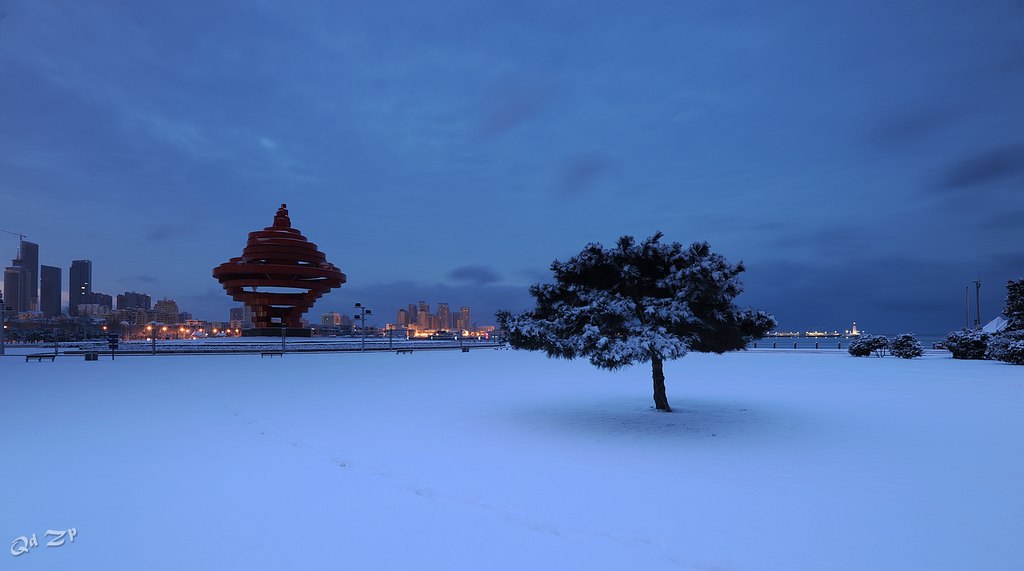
[985,330,1024,365]
[847,338,872,357]
[497,233,775,411]
[944,329,989,360]
[848,335,889,358]
[1004,278,1024,331]
[889,333,923,359]
[985,279,1024,365]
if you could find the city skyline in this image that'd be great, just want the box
[1,2,1022,332]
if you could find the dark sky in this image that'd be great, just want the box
[1,1,1022,334]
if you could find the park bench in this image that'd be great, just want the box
[26,353,56,362]
[260,351,284,358]
[396,349,413,355]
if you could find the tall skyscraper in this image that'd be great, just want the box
[19,241,38,311]
[40,265,61,317]
[3,240,38,312]
[69,260,92,317]
[396,308,409,327]
[3,265,29,312]
[459,306,471,331]
[437,303,451,330]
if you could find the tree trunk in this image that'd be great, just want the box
[651,354,672,412]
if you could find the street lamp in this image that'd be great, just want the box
[354,302,372,351]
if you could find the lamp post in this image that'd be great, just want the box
[973,278,982,330]
[354,303,372,351]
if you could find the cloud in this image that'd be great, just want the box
[145,224,177,241]
[560,153,612,195]
[448,265,501,286]
[259,137,278,151]
[118,274,160,284]
[938,144,1024,190]
[871,107,957,147]
[477,84,549,138]
[987,210,1024,230]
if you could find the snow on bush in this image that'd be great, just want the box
[986,330,1024,365]
[889,333,923,359]
[848,335,889,358]
[944,329,989,360]
[984,278,1024,365]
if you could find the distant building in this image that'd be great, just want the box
[437,303,451,330]
[396,308,409,327]
[89,292,113,311]
[417,308,430,329]
[19,241,39,311]
[69,260,92,317]
[40,265,61,317]
[3,265,29,312]
[117,291,152,311]
[154,299,180,324]
[229,307,244,323]
[77,303,108,317]
[321,312,343,326]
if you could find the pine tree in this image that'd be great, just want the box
[1004,278,1024,332]
[497,233,775,412]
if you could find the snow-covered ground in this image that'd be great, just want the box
[2,349,1021,570]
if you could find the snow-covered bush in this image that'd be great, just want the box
[889,333,923,359]
[985,330,1024,365]
[847,338,871,357]
[848,335,889,358]
[943,329,989,360]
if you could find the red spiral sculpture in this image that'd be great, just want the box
[213,204,346,329]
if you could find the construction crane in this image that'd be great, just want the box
[1,229,27,240]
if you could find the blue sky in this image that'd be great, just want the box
[1,1,1022,333]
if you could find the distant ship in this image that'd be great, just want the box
[767,322,862,338]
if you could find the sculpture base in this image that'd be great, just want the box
[242,327,313,338]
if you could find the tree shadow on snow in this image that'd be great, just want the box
[507,397,808,444]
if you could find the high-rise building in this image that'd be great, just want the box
[229,307,244,323]
[458,306,471,331]
[407,304,417,322]
[19,241,38,311]
[89,292,113,310]
[40,265,61,317]
[117,291,152,310]
[154,299,180,324]
[437,303,451,330]
[69,260,92,317]
[417,309,430,329]
[396,309,409,327]
[3,265,29,312]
